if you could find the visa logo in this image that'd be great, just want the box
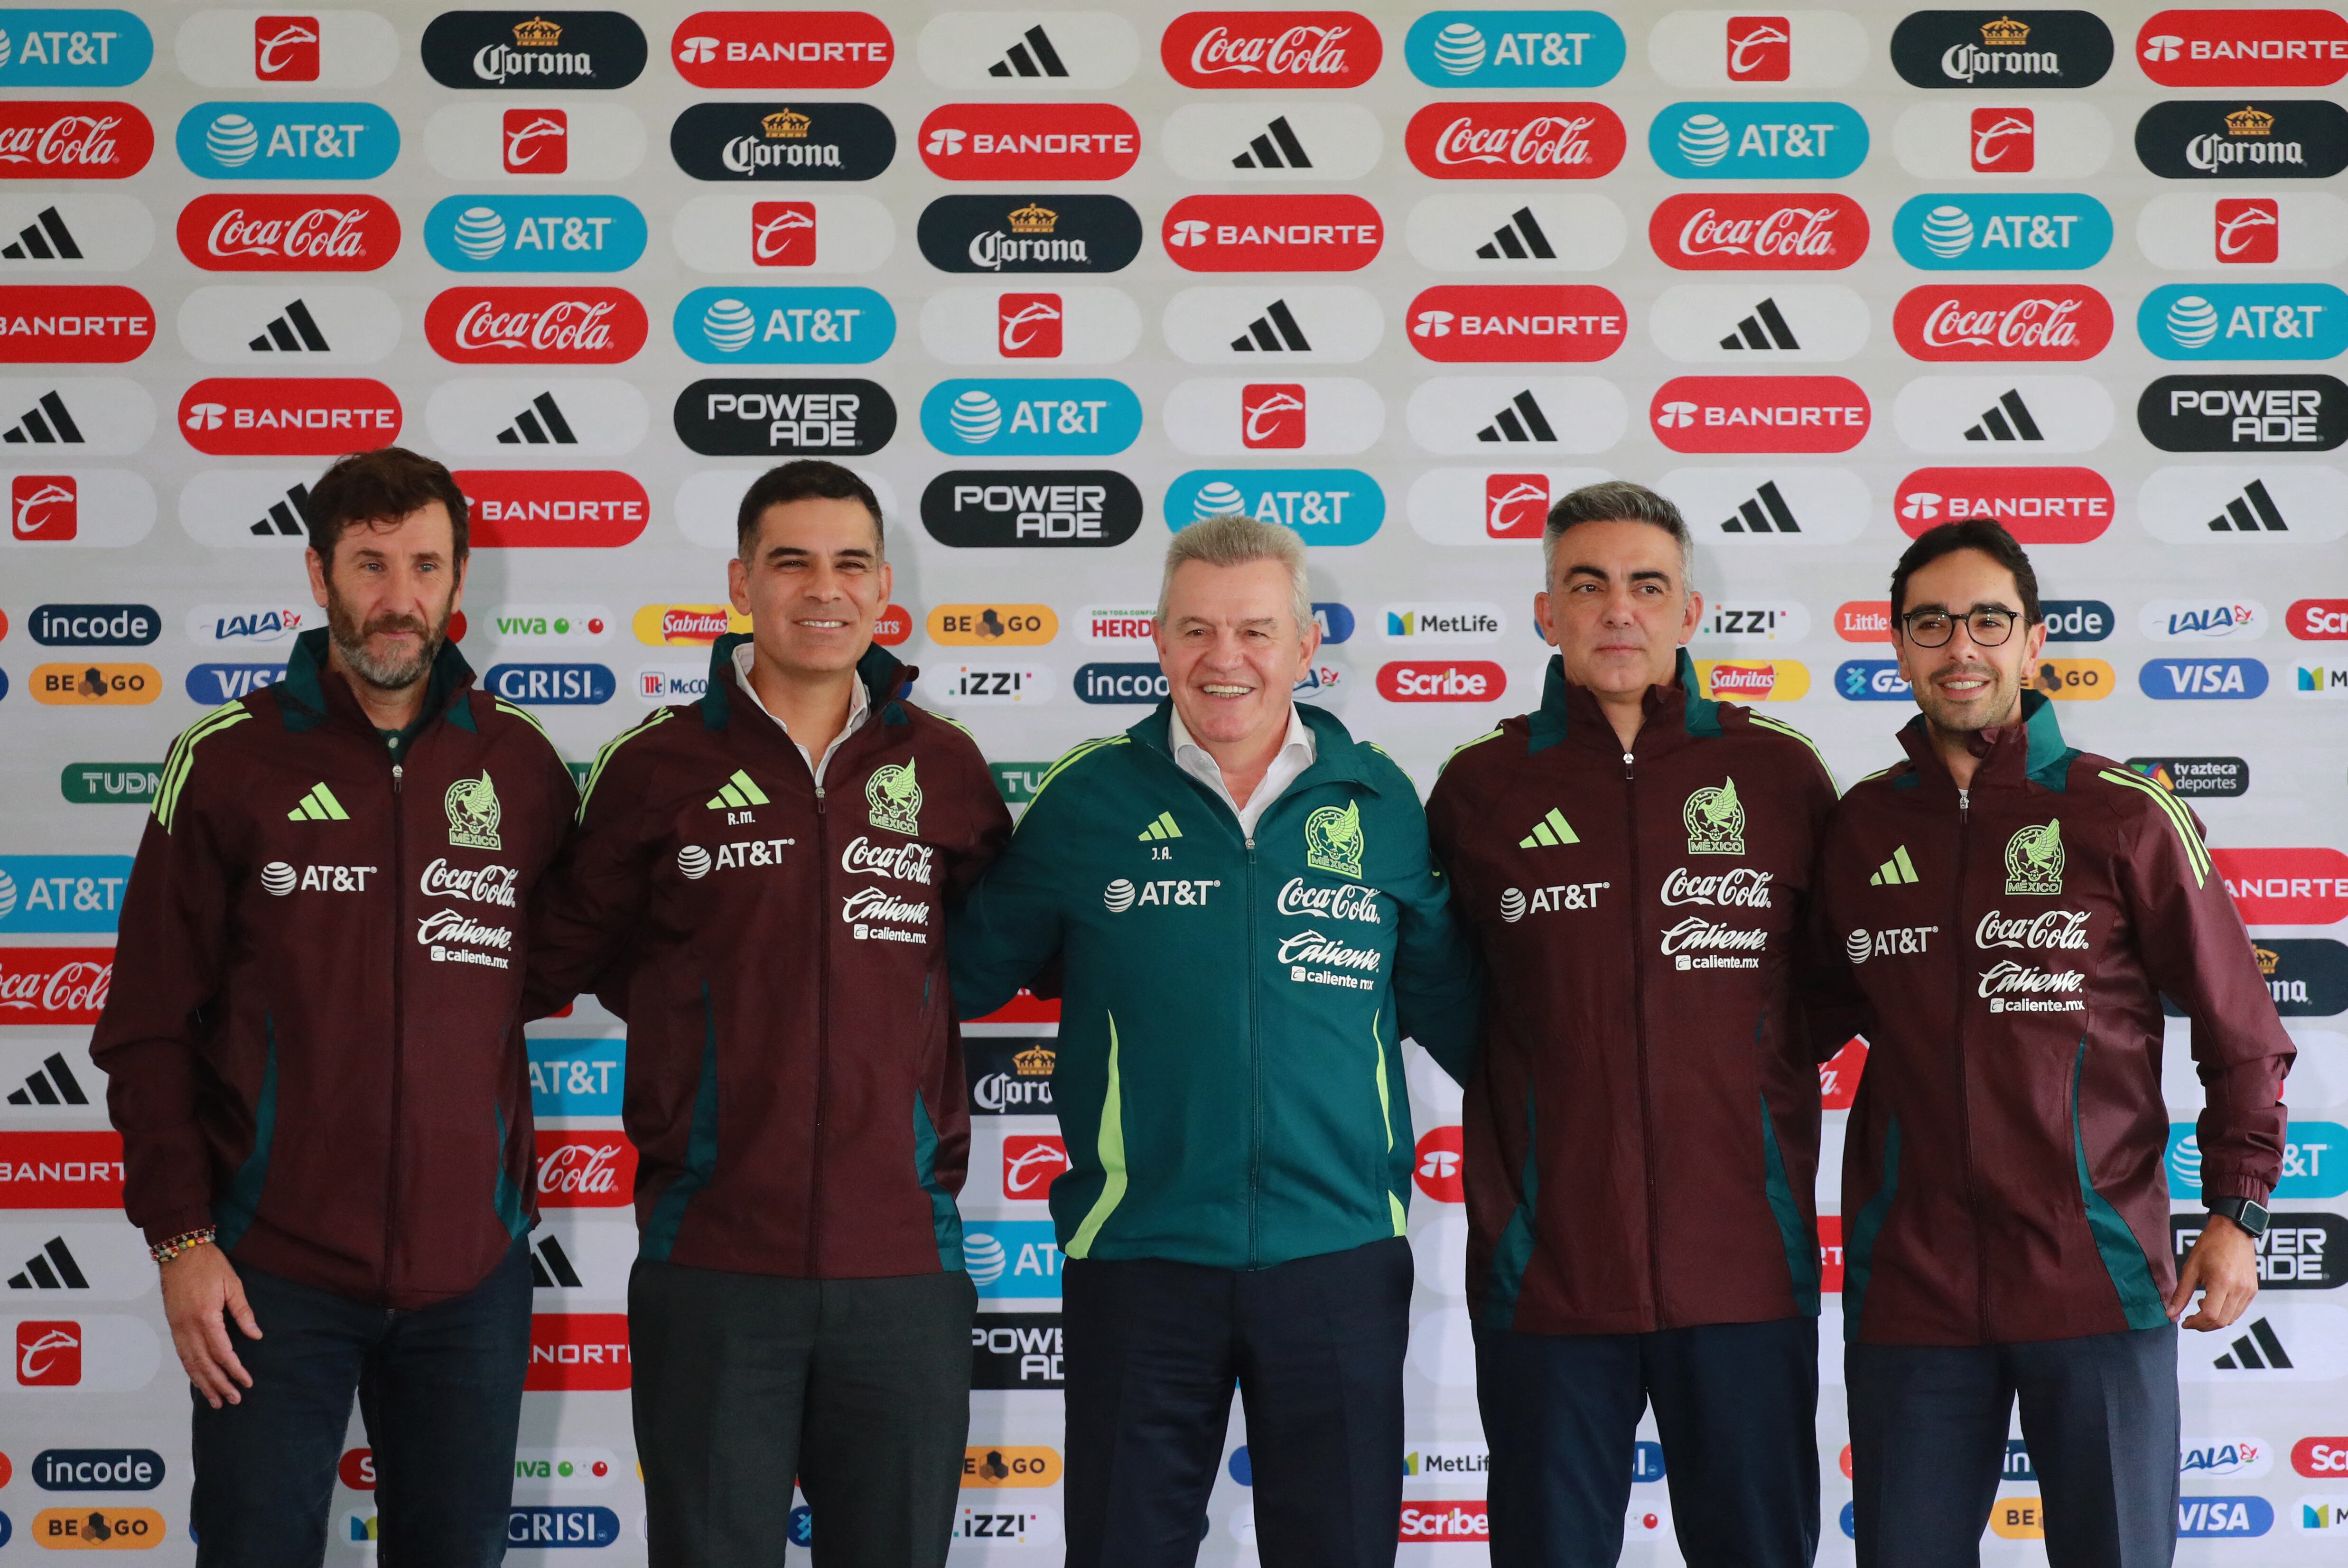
[185,663,287,704]
[2140,658,2268,699]
[2177,1496,2273,1537]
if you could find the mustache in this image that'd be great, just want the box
[360,612,428,639]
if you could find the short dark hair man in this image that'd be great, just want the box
[1814,519,2293,1567]
[93,447,578,1565]
[1427,481,1838,1567]
[527,459,1010,1568]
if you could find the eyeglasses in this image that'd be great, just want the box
[1901,607,2019,647]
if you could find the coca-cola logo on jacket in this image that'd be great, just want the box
[425,287,648,364]
[1407,284,1625,362]
[1895,465,2115,542]
[1894,283,2113,360]
[1650,375,1871,453]
[460,469,650,548]
[1161,11,1382,88]
[1404,102,1624,179]
[1649,193,1868,270]
[179,377,401,456]
[533,1131,637,1207]
[177,194,401,272]
[2136,9,2348,87]
[918,104,1141,182]
[1162,193,1382,271]
[0,102,153,179]
[0,948,113,1023]
[0,286,155,364]
[671,10,894,89]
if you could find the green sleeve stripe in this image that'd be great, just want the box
[155,707,254,831]
[1029,734,1125,807]
[932,712,974,737]
[492,698,552,743]
[1440,728,1504,773]
[1856,765,1895,785]
[577,707,672,821]
[1064,1011,1128,1260]
[1750,713,1839,793]
[2098,768,2210,886]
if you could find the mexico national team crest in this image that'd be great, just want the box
[866,760,922,836]
[446,770,502,851]
[2004,820,2064,895]
[1683,777,1745,855]
[1304,800,1364,880]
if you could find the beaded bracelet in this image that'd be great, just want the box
[150,1227,216,1265]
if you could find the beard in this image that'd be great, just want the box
[326,586,452,695]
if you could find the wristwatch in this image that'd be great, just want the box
[2206,1196,2271,1239]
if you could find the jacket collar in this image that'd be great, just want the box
[1128,699,1380,795]
[276,626,477,741]
[1893,688,2076,796]
[1528,647,1720,756]
[698,632,916,732]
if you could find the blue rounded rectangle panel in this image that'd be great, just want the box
[1892,193,2112,271]
[2138,283,2348,361]
[425,195,646,272]
[177,101,397,179]
[921,378,1142,457]
[1165,469,1384,546]
[672,286,894,364]
[1649,103,1868,180]
[1404,12,1625,87]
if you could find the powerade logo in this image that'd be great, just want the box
[2140,374,2347,451]
[176,102,398,180]
[1836,660,1912,700]
[672,378,894,456]
[0,854,132,932]
[671,287,893,364]
[507,1507,620,1548]
[920,379,1141,456]
[423,196,646,272]
[1074,662,1169,705]
[485,662,616,705]
[1165,469,1383,546]
[1649,103,1868,179]
[185,663,288,704]
[527,1037,623,1118]
[2139,657,2267,699]
[2140,284,2348,360]
[2176,1497,2273,1538]
[1893,193,2112,270]
[1403,12,1624,85]
[0,11,153,86]
[2168,1123,2348,1199]
[964,1220,1062,1298]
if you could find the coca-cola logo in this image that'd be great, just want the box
[0,285,155,364]
[425,286,647,364]
[1404,102,1624,178]
[1406,284,1626,363]
[417,857,520,907]
[1650,374,1870,453]
[1649,193,1867,270]
[0,103,152,179]
[1894,284,2114,360]
[1162,11,1382,88]
[533,1131,636,1207]
[671,10,893,89]
[1660,867,1775,907]
[1894,465,2115,543]
[0,949,113,1022]
[1161,193,1382,272]
[2137,8,2348,87]
[176,194,400,272]
[178,377,402,457]
[918,104,1141,182]
[840,834,935,886]
[458,469,649,548]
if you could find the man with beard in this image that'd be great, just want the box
[1812,520,2292,1568]
[93,447,578,1567]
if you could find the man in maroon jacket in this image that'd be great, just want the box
[92,448,578,1566]
[1814,520,2292,1568]
[1427,482,1838,1567]
[527,460,1010,1568]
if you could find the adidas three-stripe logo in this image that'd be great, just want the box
[1519,808,1578,849]
[707,769,769,811]
[1138,810,1182,842]
[289,782,349,821]
[1870,845,1919,886]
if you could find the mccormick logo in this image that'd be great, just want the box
[1161,11,1382,89]
[425,286,647,363]
[2213,848,2348,924]
[0,102,152,179]
[1894,284,2113,361]
[916,194,1145,274]
[525,1312,631,1390]
[1407,285,1624,363]
[0,1129,125,1203]
[2137,9,2348,87]
[0,285,153,363]
[458,469,648,548]
[421,11,649,91]
[1378,660,1506,701]
[177,194,398,272]
[918,104,1139,182]
[670,11,893,89]
[1650,375,1868,453]
[1890,9,2117,88]
[533,1131,634,1208]
[178,377,399,456]
[668,101,896,182]
[1162,193,1381,272]
[1400,11,1628,87]
[1649,193,1866,270]
[1404,102,1625,178]
[1895,466,2114,542]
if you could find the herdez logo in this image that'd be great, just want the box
[457,468,647,548]
[0,285,153,362]
[425,286,646,364]
[671,11,893,89]
[919,104,1138,181]
[1890,11,2114,87]
[1404,102,1625,178]
[919,469,1143,547]
[917,195,1143,273]
[423,195,646,272]
[1649,193,1868,271]
[178,377,398,456]
[177,194,399,272]
[421,12,647,89]
[0,101,151,179]
[0,11,152,87]
[175,102,396,180]
[2136,100,2348,179]
[920,378,1140,456]
[1161,11,1382,89]
[1894,284,2113,361]
[1648,102,1869,179]
[1407,285,1624,363]
[1162,193,1381,271]
[2139,374,2346,450]
[669,102,895,181]
[2137,9,2348,87]
[2140,284,2348,360]
[1893,193,2112,270]
[1401,11,1626,87]
[1895,466,2114,541]
[672,377,894,456]
[1651,374,1868,453]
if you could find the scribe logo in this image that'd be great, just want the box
[1894,467,2113,542]
[669,11,894,89]
[1407,285,1623,363]
[1404,102,1624,178]
[1649,194,1867,271]
[1161,193,1381,272]
[425,286,646,364]
[0,102,153,180]
[917,104,1139,181]
[2214,848,2348,924]
[176,194,399,272]
[669,102,896,183]
[2136,9,2348,87]
[1894,284,2112,361]
[917,194,1145,274]
[458,469,648,548]
[0,285,154,363]
[1161,12,1382,89]
[1378,660,1505,702]
[178,377,398,457]
[2293,599,2348,639]
[420,11,650,91]
[1727,15,1790,79]
[1649,375,1868,454]
[1400,1501,1490,1541]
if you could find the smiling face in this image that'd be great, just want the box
[1153,556,1320,751]
[1892,546,2048,736]
[307,501,465,695]
[1533,517,1703,701]
[727,495,892,677]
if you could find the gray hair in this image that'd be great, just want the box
[1541,480,1695,589]
[1157,513,1313,638]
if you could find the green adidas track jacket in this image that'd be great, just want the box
[949,701,1481,1270]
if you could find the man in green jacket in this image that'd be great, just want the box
[951,512,1480,1568]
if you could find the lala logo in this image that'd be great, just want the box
[1487,472,1547,538]
[1972,108,2034,171]
[255,16,321,82]
[2218,197,2279,263]
[503,108,567,173]
[1241,383,1305,447]
[998,293,1061,357]
[752,199,815,266]
[1727,16,1790,80]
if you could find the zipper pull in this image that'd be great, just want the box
[814,784,826,814]
[1622,750,1635,776]
[392,763,403,794]
[1958,785,1969,818]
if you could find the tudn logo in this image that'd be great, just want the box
[1102,877,1135,913]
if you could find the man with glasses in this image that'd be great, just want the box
[1810,520,2292,1568]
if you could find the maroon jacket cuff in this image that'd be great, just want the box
[139,1207,220,1250]
[2195,1172,2274,1206]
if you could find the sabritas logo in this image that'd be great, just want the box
[873,605,912,646]
[1002,1133,1067,1197]
[1413,1125,1463,1201]
[2292,599,2348,639]
[2217,197,2280,263]
[1894,284,2113,361]
[527,1312,630,1391]
[1161,193,1381,272]
[1400,1501,1489,1541]
[1407,286,1625,363]
[176,194,399,271]
[178,376,400,456]
[631,604,745,646]
[918,104,1139,181]
[1378,660,1505,701]
[1161,12,1381,89]
[0,1129,125,1204]
[2214,847,2348,924]
[1404,102,1625,179]
[671,11,893,89]
[533,1132,634,1209]
[2137,9,2348,87]
[0,286,154,364]
[1696,659,1810,700]
[425,286,646,364]
[1650,193,1866,270]
[1650,374,1869,453]
[459,469,648,548]
[1895,466,2114,541]
[0,103,152,179]
[12,475,75,539]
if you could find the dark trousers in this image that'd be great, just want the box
[189,1234,532,1568]
[1475,1315,1821,1568]
[629,1260,976,1568]
[1847,1323,2180,1568]
[1061,1236,1413,1568]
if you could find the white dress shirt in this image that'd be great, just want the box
[1168,701,1317,838]
[732,643,870,785]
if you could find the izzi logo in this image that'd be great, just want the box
[420,12,647,90]
[2139,375,2345,451]
[1401,11,1626,86]
[669,103,895,181]
[1649,103,1868,179]
[1890,10,2113,87]
[672,286,892,365]
[1165,469,1383,546]
[1893,193,2112,270]
[2140,284,2348,360]
[672,378,892,457]
[0,12,153,86]
[423,195,645,272]
[921,379,1140,456]
[2135,100,2348,180]
[175,102,396,179]
[917,195,1142,273]
[919,469,1142,547]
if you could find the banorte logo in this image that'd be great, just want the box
[533,1131,635,1208]
[1649,193,1867,270]
[1161,194,1381,272]
[526,1312,631,1391]
[0,1129,126,1205]
[1403,102,1625,178]
[2213,847,2348,924]
[2136,9,2348,87]
[1649,375,1869,453]
[178,377,400,457]
[1894,284,2113,361]
[458,469,649,548]
[425,286,647,364]
[917,104,1140,182]
[1378,660,1506,701]
[176,193,400,272]
[0,286,154,364]
[1407,285,1625,363]
[0,949,113,1023]
[1413,1125,1464,1202]
[670,10,893,89]
[0,102,152,179]
[1161,12,1382,89]
[1896,466,2114,542]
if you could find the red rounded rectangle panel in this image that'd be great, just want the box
[1405,103,1625,179]
[1162,193,1382,271]
[1894,466,2115,542]
[918,103,1141,181]
[1649,193,1868,271]
[1406,285,1626,363]
[1162,11,1381,87]
[2289,599,2348,640]
[526,1313,632,1391]
[461,469,652,548]
[533,1130,638,1208]
[177,194,401,272]
[0,285,155,363]
[0,947,113,1024]
[2136,9,2348,86]
[179,377,401,456]
[1651,374,1870,452]
[671,11,894,88]
[0,1130,125,1206]
[426,286,649,364]
[1894,284,2113,361]
[0,102,152,179]
[1378,660,1507,701]
[2212,847,2348,924]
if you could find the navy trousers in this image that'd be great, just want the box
[1474,1315,1821,1568]
[1846,1323,2180,1568]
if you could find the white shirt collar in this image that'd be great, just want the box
[1167,701,1316,836]
[731,643,871,780]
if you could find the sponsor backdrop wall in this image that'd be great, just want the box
[0,0,2343,1559]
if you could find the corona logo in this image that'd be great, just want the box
[2257,944,2279,976]
[513,16,562,48]
[1980,15,2030,47]
[2225,106,2275,137]
[1013,1043,1055,1074]
[761,108,810,140]
[1008,203,1057,234]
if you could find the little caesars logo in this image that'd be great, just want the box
[1684,777,1745,855]
[1304,800,1364,879]
[445,771,502,850]
[2003,819,2064,895]
[865,760,921,836]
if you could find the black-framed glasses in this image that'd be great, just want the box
[1901,607,2019,647]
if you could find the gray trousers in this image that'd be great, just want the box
[630,1260,977,1568]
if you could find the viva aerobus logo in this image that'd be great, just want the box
[921,378,1140,456]
[424,195,646,272]
[2135,100,2348,179]
[0,10,153,86]
[420,11,648,90]
[1402,11,1625,86]
[1894,193,2113,269]
[1166,468,1383,545]
[2141,283,2348,360]
[1649,102,1869,178]
[175,102,397,179]
[669,102,895,181]
[673,286,894,363]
